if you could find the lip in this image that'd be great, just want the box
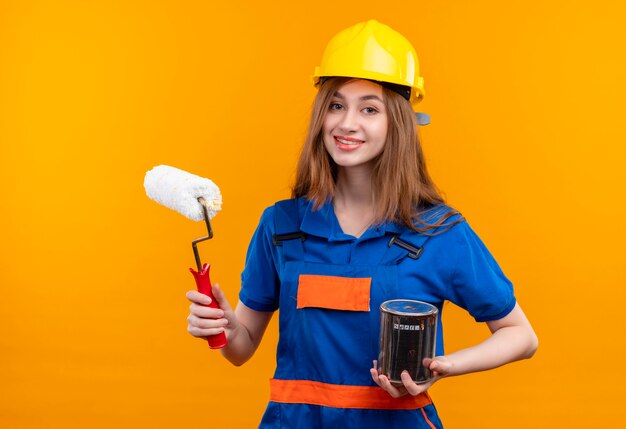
[334,135,364,143]
[333,136,364,151]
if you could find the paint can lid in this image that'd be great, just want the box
[380,299,438,316]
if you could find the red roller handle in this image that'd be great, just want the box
[189,263,227,349]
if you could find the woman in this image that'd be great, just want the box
[186,20,538,428]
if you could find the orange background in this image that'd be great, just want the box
[1,0,625,427]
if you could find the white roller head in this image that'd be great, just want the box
[144,165,222,221]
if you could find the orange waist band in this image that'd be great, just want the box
[269,379,432,410]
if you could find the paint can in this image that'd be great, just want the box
[378,299,438,385]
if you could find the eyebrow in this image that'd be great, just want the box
[333,91,383,103]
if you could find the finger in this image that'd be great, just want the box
[187,314,228,330]
[187,311,228,337]
[424,357,453,377]
[370,360,383,385]
[186,290,212,305]
[377,374,406,398]
[400,371,426,396]
[429,359,452,376]
[187,314,226,338]
[187,324,225,338]
[370,361,382,386]
[370,367,380,385]
[189,302,224,319]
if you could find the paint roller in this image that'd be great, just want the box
[144,165,226,349]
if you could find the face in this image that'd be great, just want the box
[322,79,388,171]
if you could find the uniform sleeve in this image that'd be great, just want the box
[239,207,280,312]
[446,221,516,322]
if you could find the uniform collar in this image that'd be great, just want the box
[299,198,404,242]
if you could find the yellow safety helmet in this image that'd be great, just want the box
[313,20,425,111]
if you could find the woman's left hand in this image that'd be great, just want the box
[370,357,453,397]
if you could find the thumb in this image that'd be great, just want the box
[211,283,234,315]
[429,357,453,376]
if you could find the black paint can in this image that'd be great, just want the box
[378,299,438,385]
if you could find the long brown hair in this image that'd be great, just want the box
[293,77,462,233]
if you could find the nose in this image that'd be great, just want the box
[337,107,359,133]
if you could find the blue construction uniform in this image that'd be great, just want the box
[239,198,516,428]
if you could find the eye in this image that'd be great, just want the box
[363,107,379,114]
[329,102,343,111]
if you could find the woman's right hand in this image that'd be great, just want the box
[186,283,237,342]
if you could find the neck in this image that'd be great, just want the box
[333,165,375,211]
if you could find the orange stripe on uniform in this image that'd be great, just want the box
[297,274,371,311]
[421,407,437,429]
[269,379,432,410]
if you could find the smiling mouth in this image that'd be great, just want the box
[333,136,364,152]
[334,136,364,145]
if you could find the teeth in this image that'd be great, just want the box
[336,137,362,145]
